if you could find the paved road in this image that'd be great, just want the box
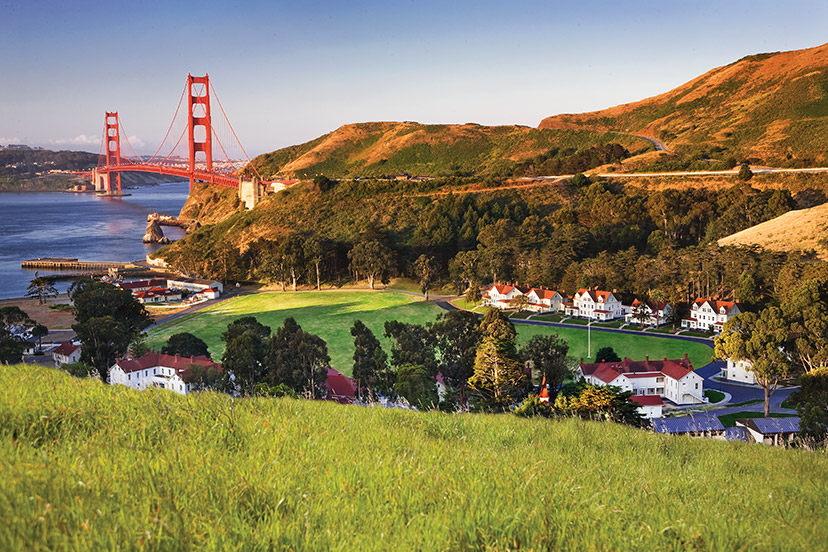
[519,165,828,181]
[627,133,669,152]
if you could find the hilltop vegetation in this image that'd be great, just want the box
[540,42,828,167]
[1,364,826,550]
[250,122,650,179]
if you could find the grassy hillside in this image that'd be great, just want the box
[540,42,828,166]
[249,122,650,179]
[2,364,827,550]
[145,291,714,375]
[718,202,828,260]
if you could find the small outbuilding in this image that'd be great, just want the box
[735,417,801,446]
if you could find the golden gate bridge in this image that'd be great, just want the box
[77,74,294,201]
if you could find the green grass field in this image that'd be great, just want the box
[147,292,445,375]
[1,364,826,550]
[148,292,714,376]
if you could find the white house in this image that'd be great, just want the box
[630,395,664,419]
[109,352,222,395]
[578,354,706,406]
[681,298,741,333]
[483,283,528,309]
[565,288,625,321]
[53,341,81,367]
[525,288,566,313]
[724,358,757,384]
[625,299,673,327]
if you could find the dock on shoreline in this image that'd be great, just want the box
[21,258,137,271]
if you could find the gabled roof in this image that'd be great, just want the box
[692,298,740,314]
[631,395,663,406]
[118,279,167,290]
[114,352,221,375]
[326,367,356,401]
[577,288,617,303]
[737,417,800,434]
[580,356,694,382]
[53,341,80,356]
[527,288,561,301]
[631,298,669,311]
[489,283,528,296]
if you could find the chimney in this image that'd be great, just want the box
[580,357,584,365]
[684,352,688,360]
[645,355,649,362]
[664,357,667,361]
[175,353,180,363]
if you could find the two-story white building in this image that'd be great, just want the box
[525,288,566,313]
[52,341,81,368]
[565,288,625,321]
[109,352,222,395]
[577,354,706,408]
[625,299,673,326]
[724,358,757,384]
[483,283,528,309]
[681,298,741,333]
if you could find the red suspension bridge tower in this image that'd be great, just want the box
[78,73,295,206]
[187,74,212,188]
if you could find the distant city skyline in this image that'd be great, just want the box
[1,0,826,156]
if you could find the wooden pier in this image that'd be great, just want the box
[21,258,136,271]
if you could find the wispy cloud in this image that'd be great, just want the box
[0,136,22,145]
[51,134,101,147]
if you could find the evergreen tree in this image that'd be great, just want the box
[162,332,211,359]
[430,310,481,390]
[394,364,439,409]
[221,316,271,394]
[266,317,330,398]
[468,337,526,411]
[351,320,389,398]
[715,307,793,416]
[384,321,437,375]
[595,347,621,363]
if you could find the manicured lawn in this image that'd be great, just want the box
[508,311,533,319]
[649,327,680,335]
[147,291,444,376]
[592,320,625,328]
[681,330,713,338]
[563,317,590,325]
[451,298,482,311]
[704,389,726,404]
[718,411,799,428]
[148,291,715,375]
[532,313,565,322]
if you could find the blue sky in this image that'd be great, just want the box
[1,0,826,155]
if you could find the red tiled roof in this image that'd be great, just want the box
[528,288,560,301]
[631,395,663,406]
[326,367,356,401]
[135,287,181,299]
[53,341,79,356]
[115,352,221,375]
[118,279,167,290]
[631,298,668,311]
[581,357,694,383]
[577,288,616,303]
[625,372,664,378]
[693,298,740,314]
[489,283,529,296]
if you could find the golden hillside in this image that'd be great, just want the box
[540,42,828,165]
[718,202,828,259]
[250,121,648,179]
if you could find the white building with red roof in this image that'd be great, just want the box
[724,358,757,384]
[109,352,222,395]
[564,288,625,321]
[625,299,673,326]
[133,287,182,304]
[483,283,528,309]
[577,354,706,407]
[525,288,566,313]
[630,395,664,419]
[116,279,168,292]
[52,341,81,368]
[681,298,742,333]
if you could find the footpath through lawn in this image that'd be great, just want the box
[148,291,713,376]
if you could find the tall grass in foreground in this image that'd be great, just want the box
[1,364,826,551]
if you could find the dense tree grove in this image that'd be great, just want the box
[221,316,331,398]
[165,180,804,318]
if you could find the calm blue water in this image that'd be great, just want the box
[0,181,189,299]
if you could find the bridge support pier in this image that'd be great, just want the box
[238,176,263,209]
[91,169,109,192]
